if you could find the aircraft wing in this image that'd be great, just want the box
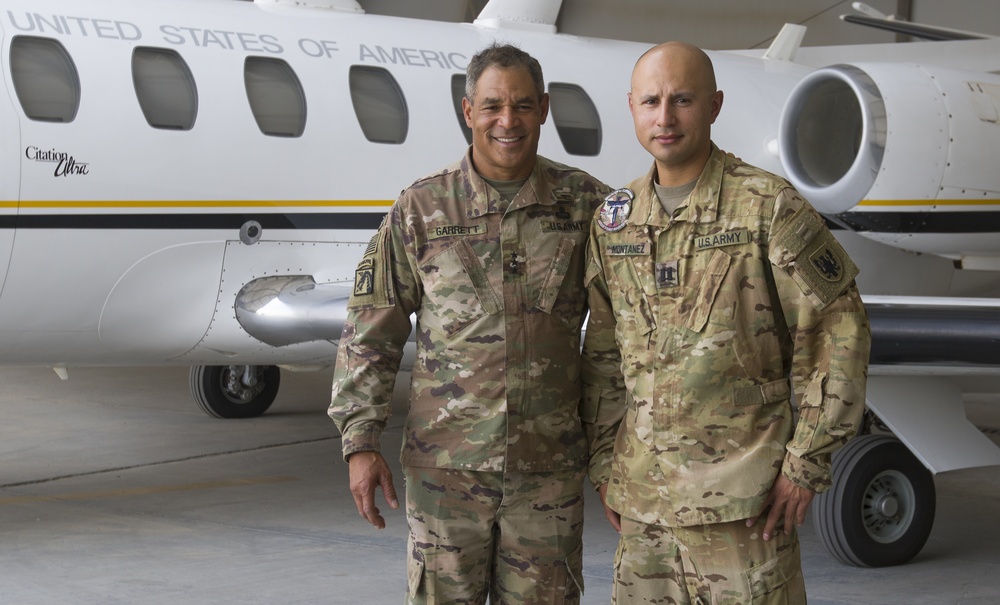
[840,14,992,41]
[839,1,995,42]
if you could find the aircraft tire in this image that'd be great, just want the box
[813,434,935,567]
[190,365,280,419]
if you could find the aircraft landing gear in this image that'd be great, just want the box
[812,433,936,567]
[189,365,280,419]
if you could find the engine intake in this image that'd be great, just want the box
[778,64,887,214]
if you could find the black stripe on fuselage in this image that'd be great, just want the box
[2,210,995,234]
[0,212,387,230]
[828,210,1000,233]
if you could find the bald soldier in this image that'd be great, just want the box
[582,42,871,603]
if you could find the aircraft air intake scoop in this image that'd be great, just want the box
[235,276,353,347]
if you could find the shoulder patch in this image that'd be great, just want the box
[347,227,394,310]
[598,188,633,232]
[795,231,858,308]
[770,207,858,309]
[809,245,845,282]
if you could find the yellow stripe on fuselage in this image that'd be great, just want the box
[3,198,997,210]
[857,198,1000,207]
[9,200,395,209]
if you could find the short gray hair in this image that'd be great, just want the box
[465,43,545,103]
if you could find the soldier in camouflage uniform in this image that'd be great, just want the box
[582,42,871,604]
[328,43,618,604]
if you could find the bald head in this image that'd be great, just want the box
[627,41,723,186]
[632,42,717,95]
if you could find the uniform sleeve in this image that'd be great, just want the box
[580,221,628,489]
[768,188,872,492]
[327,202,421,461]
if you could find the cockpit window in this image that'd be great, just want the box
[132,47,198,130]
[450,74,472,145]
[349,65,408,144]
[548,83,602,156]
[244,57,307,138]
[9,36,80,123]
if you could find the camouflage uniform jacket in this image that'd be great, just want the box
[582,145,871,527]
[329,150,617,483]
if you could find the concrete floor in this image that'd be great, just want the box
[1,365,998,604]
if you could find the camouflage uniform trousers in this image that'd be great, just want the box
[613,516,806,605]
[403,465,586,605]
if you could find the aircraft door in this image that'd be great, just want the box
[0,25,20,299]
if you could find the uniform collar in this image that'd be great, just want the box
[631,143,725,227]
[461,147,552,219]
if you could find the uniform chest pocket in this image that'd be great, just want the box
[606,257,657,368]
[535,236,577,314]
[684,249,732,333]
[418,238,501,337]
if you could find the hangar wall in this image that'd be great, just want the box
[356,0,1000,49]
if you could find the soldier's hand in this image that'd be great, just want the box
[347,451,399,529]
[746,474,814,541]
[598,482,622,533]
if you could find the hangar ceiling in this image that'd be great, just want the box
[355,0,1000,49]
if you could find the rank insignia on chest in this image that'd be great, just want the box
[598,188,634,232]
[656,260,679,288]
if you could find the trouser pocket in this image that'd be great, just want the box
[744,539,806,604]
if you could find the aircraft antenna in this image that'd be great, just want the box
[252,0,363,12]
[474,0,563,33]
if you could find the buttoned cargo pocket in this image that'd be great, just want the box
[554,541,584,604]
[684,249,732,333]
[407,555,426,600]
[615,295,655,371]
[418,239,501,337]
[744,540,806,603]
[535,236,576,315]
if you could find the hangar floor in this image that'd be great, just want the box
[1,365,998,604]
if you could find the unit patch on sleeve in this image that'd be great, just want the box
[809,246,843,281]
[347,229,394,310]
[353,258,375,296]
[770,206,859,310]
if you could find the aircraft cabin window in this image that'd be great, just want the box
[244,57,307,138]
[132,48,198,130]
[450,74,472,145]
[9,36,80,123]
[349,66,408,144]
[548,83,602,156]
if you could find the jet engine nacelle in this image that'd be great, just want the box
[778,62,1000,215]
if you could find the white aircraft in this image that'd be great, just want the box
[2,0,999,569]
